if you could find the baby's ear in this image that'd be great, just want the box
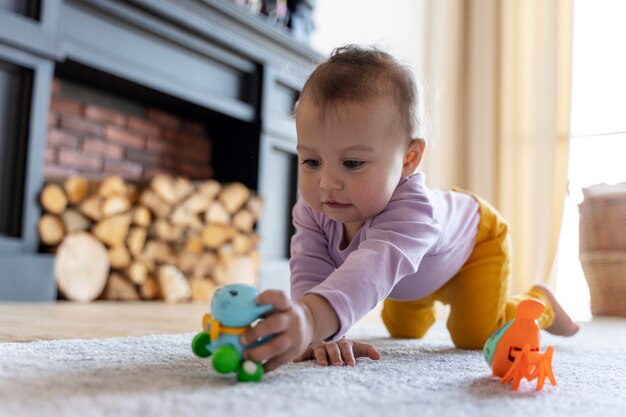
[402,138,426,176]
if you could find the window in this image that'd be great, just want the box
[555,0,626,320]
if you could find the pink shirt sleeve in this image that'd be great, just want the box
[289,187,441,342]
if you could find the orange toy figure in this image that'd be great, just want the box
[483,299,557,391]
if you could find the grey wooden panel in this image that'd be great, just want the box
[0,0,38,19]
[59,0,257,122]
[0,0,62,60]
[261,66,308,141]
[0,43,54,299]
[257,133,299,291]
[0,59,29,240]
[0,252,55,301]
[128,0,321,74]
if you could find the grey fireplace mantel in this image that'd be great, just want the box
[0,0,320,300]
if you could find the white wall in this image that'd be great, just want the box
[311,0,427,77]
[310,1,440,179]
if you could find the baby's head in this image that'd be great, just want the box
[296,44,425,141]
[294,45,426,233]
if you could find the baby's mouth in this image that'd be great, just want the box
[323,201,351,209]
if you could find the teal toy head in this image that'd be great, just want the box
[211,284,272,327]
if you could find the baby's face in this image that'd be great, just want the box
[296,96,410,232]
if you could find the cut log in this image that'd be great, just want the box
[127,227,147,257]
[246,195,264,220]
[176,251,199,274]
[38,214,65,246]
[202,224,236,249]
[102,196,131,217]
[40,183,68,214]
[170,206,203,230]
[179,192,211,214]
[232,208,255,233]
[128,261,149,285]
[151,174,178,205]
[212,255,258,286]
[143,240,173,265]
[92,213,131,247]
[190,277,217,302]
[172,176,193,203]
[219,182,250,214]
[103,273,139,300]
[232,233,258,255]
[108,245,131,269]
[55,232,109,302]
[184,235,204,254]
[79,196,104,221]
[64,175,89,205]
[61,209,91,234]
[193,252,218,279]
[132,206,152,227]
[140,277,160,300]
[98,176,128,198]
[139,189,171,218]
[197,179,221,200]
[153,219,184,242]
[204,201,231,224]
[158,265,191,303]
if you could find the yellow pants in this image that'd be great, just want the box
[381,191,555,349]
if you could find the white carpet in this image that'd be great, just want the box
[1,318,625,417]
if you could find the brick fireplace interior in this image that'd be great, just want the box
[47,77,214,182]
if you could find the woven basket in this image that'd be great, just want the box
[579,183,626,317]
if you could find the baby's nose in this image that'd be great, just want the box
[319,169,342,190]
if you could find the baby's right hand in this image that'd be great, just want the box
[293,339,381,366]
[240,290,315,373]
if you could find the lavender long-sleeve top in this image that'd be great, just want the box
[289,173,481,341]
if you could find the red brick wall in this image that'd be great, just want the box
[45,78,214,181]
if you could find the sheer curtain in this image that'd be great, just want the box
[421,0,573,293]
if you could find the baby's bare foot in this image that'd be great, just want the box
[533,284,580,336]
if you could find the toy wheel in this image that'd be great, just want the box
[191,332,212,358]
[212,346,240,374]
[237,360,264,382]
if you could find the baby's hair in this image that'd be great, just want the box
[296,44,423,138]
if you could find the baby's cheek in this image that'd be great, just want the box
[354,184,392,216]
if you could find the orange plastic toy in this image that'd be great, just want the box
[483,299,557,391]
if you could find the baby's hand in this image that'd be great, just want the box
[293,339,381,366]
[240,290,315,373]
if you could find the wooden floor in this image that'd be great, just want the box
[0,302,212,343]
[0,301,385,343]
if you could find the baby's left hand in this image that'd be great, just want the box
[293,339,381,366]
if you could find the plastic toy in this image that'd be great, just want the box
[191,284,272,382]
[483,299,557,391]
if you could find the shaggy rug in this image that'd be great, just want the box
[0,318,624,417]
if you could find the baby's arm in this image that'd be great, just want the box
[240,291,340,372]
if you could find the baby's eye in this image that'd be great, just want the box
[301,159,320,168]
[343,160,364,169]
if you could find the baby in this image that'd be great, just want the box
[240,45,578,372]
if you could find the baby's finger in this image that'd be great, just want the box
[313,343,328,366]
[353,341,382,360]
[264,351,297,373]
[243,332,291,364]
[255,290,292,312]
[324,342,343,366]
[293,346,314,362]
[338,339,356,366]
[241,312,288,346]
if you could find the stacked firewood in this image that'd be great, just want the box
[38,174,262,303]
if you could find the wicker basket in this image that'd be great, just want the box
[578,183,626,317]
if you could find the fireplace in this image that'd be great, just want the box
[0,0,319,300]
